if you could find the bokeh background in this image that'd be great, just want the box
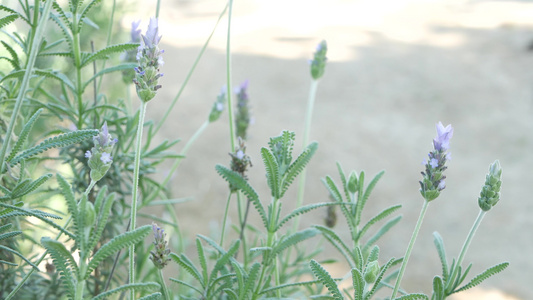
[123,0,532,299]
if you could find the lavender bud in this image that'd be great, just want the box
[478,160,502,211]
[150,222,171,269]
[310,40,328,80]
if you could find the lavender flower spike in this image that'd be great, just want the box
[133,18,164,102]
[419,122,453,201]
[433,122,454,151]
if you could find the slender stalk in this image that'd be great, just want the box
[129,101,148,299]
[225,0,236,151]
[96,0,116,94]
[155,0,161,18]
[291,79,318,233]
[75,275,86,300]
[446,210,486,292]
[219,192,233,247]
[153,3,228,136]
[157,268,171,300]
[0,0,54,172]
[391,200,430,298]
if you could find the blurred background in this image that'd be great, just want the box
[122,0,532,299]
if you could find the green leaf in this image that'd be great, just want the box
[87,192,115,252]
[6,109,43,162]
[313,225,355,268]
[169,278,203,295]
[0,14,18,29]
[81,43,139,67]
[209,240,240,285]
[215,165,267,228]
[336,162,351,202]
[0,230,21,242]
[432,276,445,300]
[77,0,101,32]
[0,223,13,234]
[0,202,73,239]
[1,41,20,69]
[82,63,137,92]
[9,129,99,166]
[367,245,379,263]
[91,282,160,300]
[357,204,401,243]
[357,170,384,225]
[394,293,429,300]
[261,147,281,198]
[276,202,345,232]
[41,237,78,298]
[365,257,395,299]
[281,141,318,197]
[310,259,343,300]
[260,279,320,295]
[170,253,203,285]
[454,262,509,293]
[33,69,75,92]
[85,225,151,279]
[351,268,364,300]
[196,238,208,288]
[138,292,162,300]
[362,215,402,254]
[0,244,39,269]
[433,232,448,282]
[10,173,53,199]
[243,262,261,299]
[57,174,80,242]
[271,228,318,258]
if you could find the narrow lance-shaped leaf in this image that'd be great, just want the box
[280,141,318,197]
[454,262,509,293]
[433,232,449,282]
[91,283,160,300]
[432,276,445,300]
[9,129,99,166]
[309,259,343,300]
[357,204,402,243]
[261,147,281,198]
[41,237,78,297]
[0,14,18,29]
[81,43,139,67]
[352,268,364,300]
[85,225,151,279]
[215,165,267,228]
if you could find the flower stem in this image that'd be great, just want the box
[0,0,54,172]
[225,0,236,151]
[291,79,318,233]
[446,209,486,293]
[153,3,228,136]
[219,192,233,247]
[129,101,148,299]
[157,268,171,300]
[391,200,430,298]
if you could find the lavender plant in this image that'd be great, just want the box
[0,0,510,299]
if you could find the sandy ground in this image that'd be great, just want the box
[125,0,533,299]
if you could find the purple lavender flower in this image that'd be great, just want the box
[419,122,453,201]
[131,20,141,43]
[235,80,252,140]
[86,122,117,181]
[150,222,171,269]
[134,18,164,102]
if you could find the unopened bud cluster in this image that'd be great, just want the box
[133,18,164,102]
[208,86,226,123]
[420,122,453,202]
[150,222,171,269]
[85,122,117,181]
[229,138,252,191]
[478,160,502,211]
[310,40,328,80]
[235,80,252,140]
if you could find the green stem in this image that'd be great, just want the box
[96,0,116,94]
[155,0,161,18]
[75,277,86,300]
[153,3,228,136]
[71,6,84,130]
[0,0,54,172]
[446,209,486,292]
[157,268,171,300]
[291,79,319,230]
[129,101,148,299]
[225,0,236,151]
[219,192,233,247]
[391,200,430,298]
